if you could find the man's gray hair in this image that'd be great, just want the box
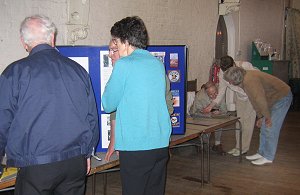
[223,67,246,86]
[20,15,56,47]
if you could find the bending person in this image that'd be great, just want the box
[203,56,257,156]
[224,67,292,165]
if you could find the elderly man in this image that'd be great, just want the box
[223,67,292,165]
[189,81,227,155]
[0,15,99,194]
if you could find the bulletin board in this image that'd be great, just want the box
[57,45,187,152]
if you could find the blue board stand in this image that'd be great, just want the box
[57,45,187,152]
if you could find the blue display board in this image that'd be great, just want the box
[57,45,187,152]
[146,46,187,135]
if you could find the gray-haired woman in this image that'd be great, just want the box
[224,67,292,165]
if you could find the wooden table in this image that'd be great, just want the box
[0,153,120,193]
[89,153,120,195]
[184,116,242,186]
[89,116,242,191]
[0,116,241,192]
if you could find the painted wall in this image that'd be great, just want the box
[0,0,68,72]
[0,0,287,87]
[231,0,285,61]
[292,0,300,9]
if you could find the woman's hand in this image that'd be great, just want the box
[105,142,116,162]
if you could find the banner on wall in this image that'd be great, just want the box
[57,45,187,152]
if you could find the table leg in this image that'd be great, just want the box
[200,135,204,187]
[206,133,211,183]
[103,173,107,195]
[92,173,96,195]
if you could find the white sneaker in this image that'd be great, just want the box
[232,150,247,157]
[251,157,273,165]
[246,153,263,161]
[227,148,238,154]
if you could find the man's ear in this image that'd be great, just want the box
[20,37,29,52]
[50,33,55,47]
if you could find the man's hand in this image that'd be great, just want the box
[256,117,272,128]
[265,117,272,128]
[256,118,263,128]
[86,158,91,175]
[211,110,221,115]
[202,104,213,113]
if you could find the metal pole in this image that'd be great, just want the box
[200,134,204,187]
[238,120,243,163]
[206,133,211,183]
[103,173,107,195]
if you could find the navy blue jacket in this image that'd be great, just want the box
[0,44,99,167]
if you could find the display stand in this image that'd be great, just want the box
[57,45,188,152]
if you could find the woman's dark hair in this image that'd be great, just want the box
[110,16,148,49]
[220,55,234,72]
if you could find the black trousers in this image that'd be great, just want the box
[14,155,86,195]
[119,147,169,195]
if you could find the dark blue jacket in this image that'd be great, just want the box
[0,44,99,167]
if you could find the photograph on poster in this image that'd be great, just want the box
[100,50,114,111]
[170,53,178,68]
[171,113,180,127]
[150,51,166,64]
[69,57,89,73]
[103,54,110,67]
[101,114,111,148]
[171,90,180,107]
[168,70,180,82]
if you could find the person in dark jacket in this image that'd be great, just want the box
[0,15,99,194]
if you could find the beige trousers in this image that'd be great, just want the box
[235,98,256,152]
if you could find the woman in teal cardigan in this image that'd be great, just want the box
[102,16,172,195]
